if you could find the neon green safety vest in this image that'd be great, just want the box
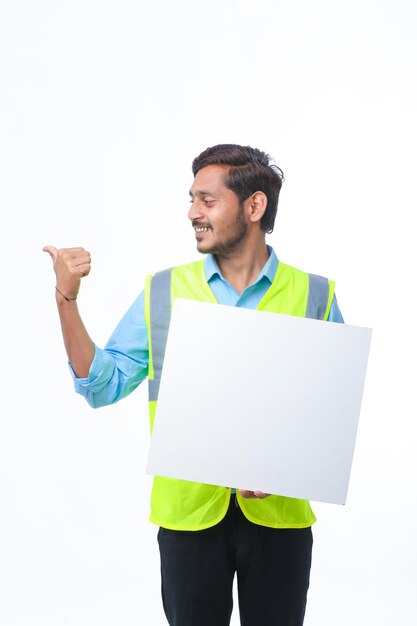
[144,259,335,531]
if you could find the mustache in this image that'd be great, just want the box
[192,220,212,229]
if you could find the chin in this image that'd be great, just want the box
[196,242,211,254]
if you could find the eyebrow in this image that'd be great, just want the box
[189,189,215,198]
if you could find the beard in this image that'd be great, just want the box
[196,206,249,258]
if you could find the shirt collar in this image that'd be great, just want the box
[204,246,278,284]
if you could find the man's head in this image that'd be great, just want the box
[191,144,284,234]
[188,163,250,256]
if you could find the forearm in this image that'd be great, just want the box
[69,290,149,407]
[44,246,149,406]
[55,292,95,378]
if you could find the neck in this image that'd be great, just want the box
[215,236,269,295]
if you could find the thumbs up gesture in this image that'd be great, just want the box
[43,246,91,301]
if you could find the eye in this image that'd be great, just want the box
[204,199,215,206]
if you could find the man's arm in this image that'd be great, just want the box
[44,245,149,408]
[43,245,94,378]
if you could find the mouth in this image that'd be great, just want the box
[194,226,210,233]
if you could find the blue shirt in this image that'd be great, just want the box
[72,248,343,408]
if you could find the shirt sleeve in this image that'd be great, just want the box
[69,291,149,408]
[327,293,344,323]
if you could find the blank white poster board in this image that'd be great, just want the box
[146,299,372,504]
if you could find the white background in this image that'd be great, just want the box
[0,1,416,624]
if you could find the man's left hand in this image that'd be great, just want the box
[238,490,270,499]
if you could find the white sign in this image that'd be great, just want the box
[146,299,372,504]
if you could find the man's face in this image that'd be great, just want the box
[188,164,249,257]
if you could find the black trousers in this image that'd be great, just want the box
[157,494,313,626]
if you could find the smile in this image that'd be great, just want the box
[194,227,210,233]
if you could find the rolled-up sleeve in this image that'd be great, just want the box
[69,291,149,408]
[327,294,344,323]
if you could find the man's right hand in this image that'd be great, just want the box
[43,246,91,301]
[43,245,94,378]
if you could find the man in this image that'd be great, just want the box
[44,143,343,626]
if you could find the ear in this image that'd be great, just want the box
[246,191,267,225]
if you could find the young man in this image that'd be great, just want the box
[44,144,343,626]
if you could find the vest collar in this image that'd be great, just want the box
[204,245,279,285]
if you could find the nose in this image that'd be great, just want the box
[188,199,204,222]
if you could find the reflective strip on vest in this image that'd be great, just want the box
[148,268,172,402]
[306,273,330,320]
[148,379,160,402]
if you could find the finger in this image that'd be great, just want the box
[75,263,91,277]
[63,261,91,278]
[69,248,90,259]
[73,254,91,267]
[238,489,270,499]
[253,491,270,499]
[57,248,89,263]
[53,248,89,266]
[238,489,256,499]
[42,246,58,262]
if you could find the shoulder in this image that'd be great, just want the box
[144,260,206,300]
[278,261,335,320]
[279,260,333,284]
[148,259,204,278]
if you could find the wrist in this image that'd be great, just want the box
[55,286,78,303]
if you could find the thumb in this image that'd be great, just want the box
[42,245,58,263]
